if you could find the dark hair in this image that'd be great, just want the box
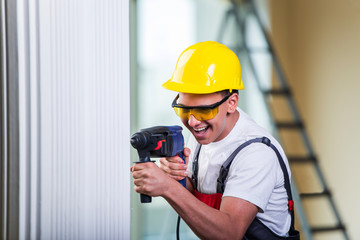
[218,89,239,97]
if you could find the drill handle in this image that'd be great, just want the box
[178,151,187,188]
[141,152,185,203]
[135,154,155,203]
[141,194,152,203]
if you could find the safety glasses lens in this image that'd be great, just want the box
[173,107,219,121]
[171,93,232,121]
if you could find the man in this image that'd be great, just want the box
[131,41,299,239]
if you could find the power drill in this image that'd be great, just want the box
[130,125,186,203]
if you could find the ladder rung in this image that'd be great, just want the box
[300,190,331,198]
[276,121,304,129]
[231,46,269,54]
[288,155,317,163]
[263,88,291,96]
[247,47,269,53]
[311,224,346,233]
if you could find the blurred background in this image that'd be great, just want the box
[1,0,359,239]
[131,0,360,240]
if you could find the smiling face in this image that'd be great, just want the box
[177,92,239,145]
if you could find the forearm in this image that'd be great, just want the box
[185,177,194,193]
[163,182,245,239]
[132,162,255,238]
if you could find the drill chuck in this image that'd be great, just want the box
[130,132,151,150]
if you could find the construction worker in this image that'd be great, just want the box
[131,41,299,239]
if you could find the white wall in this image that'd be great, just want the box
[16,0,130,239]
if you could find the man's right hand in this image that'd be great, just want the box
[159,147,191,181]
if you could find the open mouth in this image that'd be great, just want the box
[194,127,208,132]
[193,126,209,133]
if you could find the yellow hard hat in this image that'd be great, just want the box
[162,41,244,94]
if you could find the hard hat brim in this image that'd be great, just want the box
[162,79,244,94]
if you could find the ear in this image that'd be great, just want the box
[227,93,238,113]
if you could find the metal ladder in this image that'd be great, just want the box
[217,0,350,239]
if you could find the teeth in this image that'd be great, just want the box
[194,126,207,132]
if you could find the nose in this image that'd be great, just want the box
[188,114,201,127]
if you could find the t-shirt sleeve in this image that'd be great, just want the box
[222,144,279,212]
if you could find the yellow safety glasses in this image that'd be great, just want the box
[171,94,232,121]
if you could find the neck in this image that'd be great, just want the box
[227,109,239,133]
[214,109,239,143]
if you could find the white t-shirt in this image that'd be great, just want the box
[186,108,292,236]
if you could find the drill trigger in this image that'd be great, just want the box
[154,140,166,150]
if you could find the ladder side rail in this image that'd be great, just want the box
[291,182,314,240]
[246,0,313,140]
[328,196,351,240]
[246,0,323,163]
[246,1,350,239]
[245,0,314,156]
[241,42,315,240]
[241,28,315,240]
[229,1,276,130]
[245,0,288,90]
[224,3,313,239]
[216,8,233,43]
[312,161,350,240]
[218,2,349,239]
[246,0,333,192]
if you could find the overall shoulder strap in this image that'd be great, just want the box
[192,144,202,192]
[216,137,296,232]
[215,138,269,194]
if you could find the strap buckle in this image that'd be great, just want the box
[261,137,271,146]
[217,166,229,194]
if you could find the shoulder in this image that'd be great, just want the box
[223,142,282,211]
[229,142,279,179]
